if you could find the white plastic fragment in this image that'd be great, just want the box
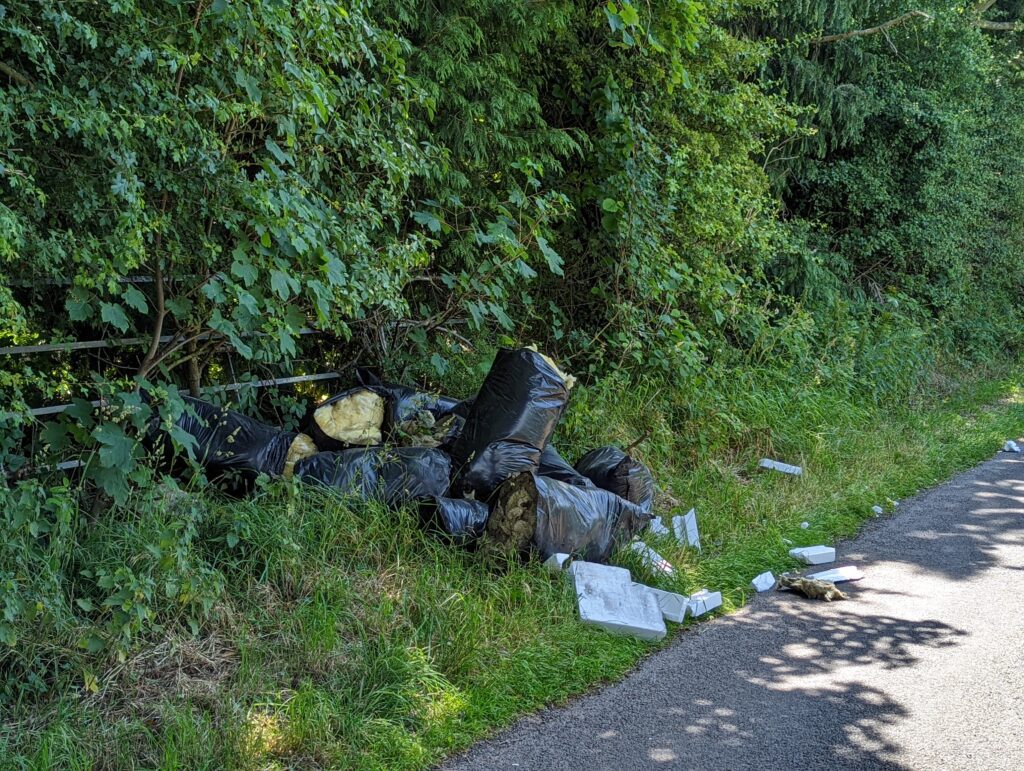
[671,508,701,551]
[633,583,690,623]
[687,589,723,617]
[788,545,835,565]
[1004,440,1021,453]
[871,505,884,515]
[649,517,671,537]
[571,561,666,641]
[800,521,809,529]
[750,571,776,592]
[759,458,803,476]
[543,553,571,572]
[629,542,675,575]
[808,565,864,584]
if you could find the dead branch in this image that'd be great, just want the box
[810,11,933,45]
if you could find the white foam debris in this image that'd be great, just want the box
[808,565,864,584]
[800,521,809,529]
[649,517,671,537]
[750,571,776,592]
[871,505,884,515]
[629,542,675,575]
[758,458,803,476]
[633,583,689,623]
[542,553,571,572]
[687,589,723,617]
[571,561,666,641]
[1004,440,1021,453]
[671,508,700,551]
[788,545,835,565]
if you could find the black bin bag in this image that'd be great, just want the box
[420,497,491,545]
[294,446,451,508]
[450,348,572,498]
[574,445,655,514]
[487,472,649,562]
[354,369,470,448]
[537,445,595,488]
[147,395,315,483]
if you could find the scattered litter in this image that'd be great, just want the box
[1003,440,1021,453]
[777,575,847,601]
[628,542,675,575]
[687,589,722,617]
[571,561,666,641]
[800,521,809,529]
[633,583,689,623]
[871,505,883,515]
[671,508,700,551]
[750,571,776,592]
[543,552,572,572]
[807,565,864,584]
[648,516,671,537]
[781,537,793,545]
[788,545,835,565]
[758,458,802,476]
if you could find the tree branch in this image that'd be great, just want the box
[976,19,1022,30]
[0,61,34,87]
[810,11,932,45]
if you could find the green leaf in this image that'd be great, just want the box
[412,210,442,234]
[100,303,130,332]
[76,598,94,612]
[92,423,134,469]
[265,137,292,166]
[270,270,295,300]
[122,286,148,313]
[619,3,639,26]
[231,255,258,287]
[536,236,564,277]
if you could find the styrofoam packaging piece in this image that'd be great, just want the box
[572,561,666,641]
[543,552,571,572]
[1003,440,1021,453]
[629,541,675,575]
[649,517,671,537]
[808,565,864,584]
[687,589,723,617]
[750,571,776,592]
[633,583,689,623]
[671,508,701,551]
[759,458,803,476]
[800,521,809,529]
[788,545,836,565]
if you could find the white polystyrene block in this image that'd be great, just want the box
[788,545,835,565]
[800,521,809,529]
[572,561,666,641]
[759,458,803,476]
[629,542,675,575]
[649,517,671,537]
[687,589,723,617]
[807,565,864,584]
[871,505,883,515]
[633,583,689,623]
[1004,440,1021,453]
[750,571,776,592]
[543,553,571,572]
[671,508,700,551]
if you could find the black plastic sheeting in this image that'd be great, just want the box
[450,348,570,498]
[421,496,491,544]
[575,445,655,514]
[147,395,299,483]
[294,446,451,508]
[501,472,650,563]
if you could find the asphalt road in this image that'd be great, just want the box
[444,452,1024,770]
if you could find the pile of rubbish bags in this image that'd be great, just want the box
[146,348,655,562]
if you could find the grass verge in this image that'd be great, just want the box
[3,363,1023,769]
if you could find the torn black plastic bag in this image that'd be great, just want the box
[354,370,469,448]
[574,445,655,514]
[420,497,490,545]
[293,446,451,508]
[147,396,316,483]
[488,472,649,562]
[537,445,595,488]
[450,348,571,498]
